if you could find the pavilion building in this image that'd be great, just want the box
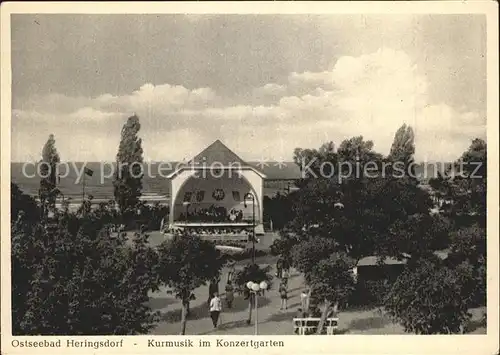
[166,140,266,237]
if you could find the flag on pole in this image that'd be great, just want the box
[84,167,94,177]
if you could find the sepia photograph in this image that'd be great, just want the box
[1,2,499,354]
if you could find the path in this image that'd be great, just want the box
[145,232,486,335]
[147,259,409,335]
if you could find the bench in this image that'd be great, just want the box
[293,317,339,335]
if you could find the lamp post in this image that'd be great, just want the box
[243,192,256,265]
[246,281,268,335]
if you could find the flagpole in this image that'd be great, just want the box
[82,169,86,201]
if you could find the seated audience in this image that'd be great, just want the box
[176,205,247,223]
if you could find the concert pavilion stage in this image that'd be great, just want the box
[164,140,266,240]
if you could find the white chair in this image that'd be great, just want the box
[293,317,339,335]
[326,318,339,335]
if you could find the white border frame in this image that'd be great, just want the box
[1,2,498,355]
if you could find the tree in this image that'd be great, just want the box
[291,241,357,334]
[384,256,472,334]
[11,183,39,223]
[385,139,487,334]
[388,124,415,168]
[233,263,273,325]
[290,135,434,263]
[447,224,486,307]
[270,231,298,267]
[428,170,455,213]
[449,224,486,266]
[428,138,486,225]
[283,132,439,330]
[293,138,383,182]
[309,253,356,334]
[113,115,144,215]
[426,139,487,307]
[291,238,339,286]
[156,234,225,335]
[11,203,161,335]
[337,136,383,166]
[293,141,339,181]
[454,138,486,223]
[263,192,294,231]
[382,213,451,262]
[290,236,341,313]
[39,134,60,218]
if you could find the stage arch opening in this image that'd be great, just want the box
[172,170,261,225]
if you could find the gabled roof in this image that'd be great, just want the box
[167,140,266,179]
[189,140,250,167]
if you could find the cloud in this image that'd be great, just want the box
[288,71,332,87]
[96,83,219,114]
[68,107,117,121]
[279,48,483,161]
[13,93,94,115]
[253,83,287,97]
[415,104,486,161]
[142,129,209,163]
[11,48,485,162]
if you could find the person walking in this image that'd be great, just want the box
[300,289,309,311]
[282,268,289,288]
[209,292,222,328]
[226,259,236,283]
[276,258,283,278]
[282,258,290,275]
[207,277,220,305]
[279,282,288,310]
[225,281,234,309]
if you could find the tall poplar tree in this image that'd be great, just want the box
[387,123,417,181]
[388,124,415,165]
[113,115,144,214]
[39,134,60,217]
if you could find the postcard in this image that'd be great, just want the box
[1,2,498,354]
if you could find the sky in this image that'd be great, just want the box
[11,14,486,163]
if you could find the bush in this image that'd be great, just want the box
[136,203,169,230]
[446,225,486,308]
[384,256,471,334]
[12,212,160,335]
[219,248,268,262]
[233,263,274,296]
[348,279,392,308]
[11,183,40,223]
[118,203,169,232]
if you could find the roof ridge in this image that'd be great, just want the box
[189,140,251,167]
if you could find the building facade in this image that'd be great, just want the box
[166,140,266,234]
